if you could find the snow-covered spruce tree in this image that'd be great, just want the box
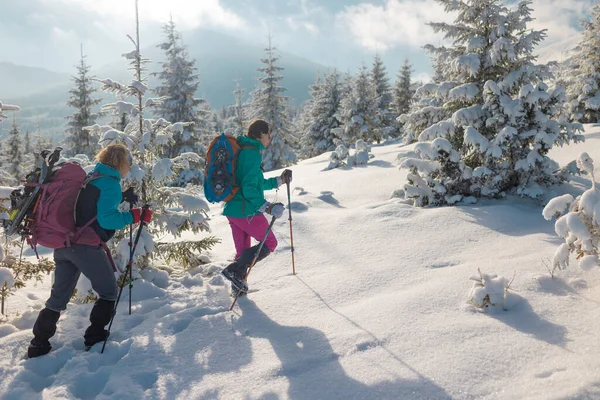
[370,54,396,142]
[292,102,313,159]
[300,69,342,158]
[65,47,103,157]
[23,130,32,154]
[338,64,377,145]
[226,78,246,136]
[398,0,584,206]
[246,36,296,171]
[87,1,217,274]
[153,18,210,158]
[564,2,600,123]
[394,59,414,117]
[35,133,53,152]
[543,152,600,271]
[293,73,320,158]
[7,118,23,180]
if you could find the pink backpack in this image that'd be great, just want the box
[26,162,104,251]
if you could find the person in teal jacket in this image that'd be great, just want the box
[28,144,152,358]
[221,119,292,293]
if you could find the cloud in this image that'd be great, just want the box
[285,16,321,36]
[57,0,247,30]
[527,0,592,45]
[337,0,594,54]
[336,0,453,52]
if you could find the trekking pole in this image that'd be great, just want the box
[128,224,133,315]
[101,205,150,354]
[229,216,277,311]
[285,180,296,275]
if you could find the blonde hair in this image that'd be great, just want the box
[96,144,131,170]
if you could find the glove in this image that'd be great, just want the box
[122,187,139,206]
[265,202,285,218]
[281,169,293,184]
[131,208,152,224]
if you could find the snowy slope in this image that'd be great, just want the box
[2,126,600,399]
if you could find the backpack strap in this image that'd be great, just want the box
[101,242,118,272]
[237,145,258,214]
[71,172,120,245]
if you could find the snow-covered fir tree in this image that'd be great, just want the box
[35,133,53,152]
[370,54,395,142]
[7,118,23,179]
[246,36,296,171]
[65,48,103,157]
[293,73,320,157]
[153,18,210,157]
[23,130,31,154]
[398,0,584,206]
[86,1,216,274]
[564,2,600,123]
[393,59,414,117]
[300,69,342,158]
[338,64,376,145]
[227,78,246,136]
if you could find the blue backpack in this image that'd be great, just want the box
[204,133,252,203]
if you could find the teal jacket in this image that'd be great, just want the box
[223,136,279,218]
[76,162,134,242]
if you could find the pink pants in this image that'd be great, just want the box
[227,215,278,260]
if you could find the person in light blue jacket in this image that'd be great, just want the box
[28,144,152,358]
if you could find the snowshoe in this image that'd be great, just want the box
[221,268,248,293]
[230,285,248,297]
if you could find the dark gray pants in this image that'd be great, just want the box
[45,244,118,312]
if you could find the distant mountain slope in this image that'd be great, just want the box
[0,62,70,98]
[1,29,327,138]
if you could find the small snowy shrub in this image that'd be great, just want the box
[350,140,371,166]
[467,268,514,310]
[326,145,348,170]
[326,141,372,169]
[543,152,600,271]
[0,239,53,315]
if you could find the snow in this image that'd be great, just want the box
[0,267,14,289]
[542,194,574,220]
[2,126,600,398]
[464,126,489,151]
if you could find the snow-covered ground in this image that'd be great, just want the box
[2,125,600,399]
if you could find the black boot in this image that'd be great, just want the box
[221,244,270,293]
[28,308,60,358]
[84,298,115,350]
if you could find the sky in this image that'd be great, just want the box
[2,123,600,398]
[0,0,595,82]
